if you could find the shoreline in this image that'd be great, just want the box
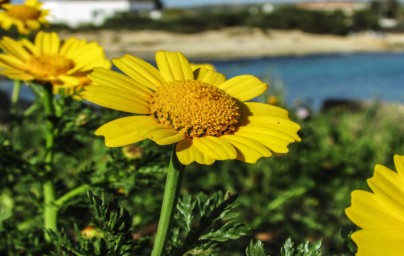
[60,27,404,60]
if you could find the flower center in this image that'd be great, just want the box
[6,5,41,21]
[25,55,74,79]
[150,80,240,137]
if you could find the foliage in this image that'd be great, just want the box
[0,80,402,255]
[169,192,249,255]
[246,238,322,256]
[93,4,385,35]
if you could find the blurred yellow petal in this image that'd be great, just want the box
[0,31,109,93]
[0,37,31,61]
[0,54,25,69]
[156,51,193,82]
[193,136,237,161]
[113,54,165,90]
[20,38,38,55]
[0,0,48,34]
[43,32,60,55]
[1,69,34,80]
[219,75,267,101]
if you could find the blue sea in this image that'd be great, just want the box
[1,52,404,111]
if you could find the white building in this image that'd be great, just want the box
[43,0,159,28]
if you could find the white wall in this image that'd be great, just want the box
[43,1,130,28]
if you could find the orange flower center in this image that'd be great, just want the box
[150,80,240,137]
[25,55,74,80]
[6,5,40,21]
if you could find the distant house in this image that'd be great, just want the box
[296,1,367,15]
[43,0,161,28]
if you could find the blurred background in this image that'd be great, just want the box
[1,0,403,255]
[1,0,404,111]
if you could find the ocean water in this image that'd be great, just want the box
[209,52,404,110]
[1,52,404,111]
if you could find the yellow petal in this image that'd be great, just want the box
[83,85,150,114]
[154,132,186,146]
[244,102,289,119]
[133,123,184,146]
[193,68,226,87]
[155,51,193,82]
[113,54,165,91]
[218,75,267,102]
[88,68,152,99]
[193,136,237,161]
[247,116,301,141]
[345,190,404,229]
[248,116,301,130]
[191,63,216,71]
[176,138,215,165]
[221,134,272,163]
[367,164,404,217]
[235,128,294,153]
[237,125,296,143]
[352,229,404,256]
[95,116,157,147]
[395,155,404,180]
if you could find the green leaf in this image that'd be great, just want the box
[246,240,267,256]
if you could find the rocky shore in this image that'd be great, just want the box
[59,27,404,60]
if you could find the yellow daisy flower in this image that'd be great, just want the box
[83,51,301,165]
[0,0,49,35]
[0,31,111,95]
[346,155,404,256]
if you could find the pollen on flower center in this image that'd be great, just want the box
[7,5,41,20]
[149,80,240,137]
[26,55,74,79]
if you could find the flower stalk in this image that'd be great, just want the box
[11,79,21,114]
[42,84,57,240]
[151,147,185,256]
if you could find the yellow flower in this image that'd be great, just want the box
[0,31,111,95]
[83,51,301,165]
[345,155,404,256]
[0,0,49,35]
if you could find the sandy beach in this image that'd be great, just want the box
[60,27,404,60]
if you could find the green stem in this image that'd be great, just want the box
[11,80,21,114]
[42,84,56,241]
[43,180,57,236]
[55,184,90,208]
[151,147,185,256]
